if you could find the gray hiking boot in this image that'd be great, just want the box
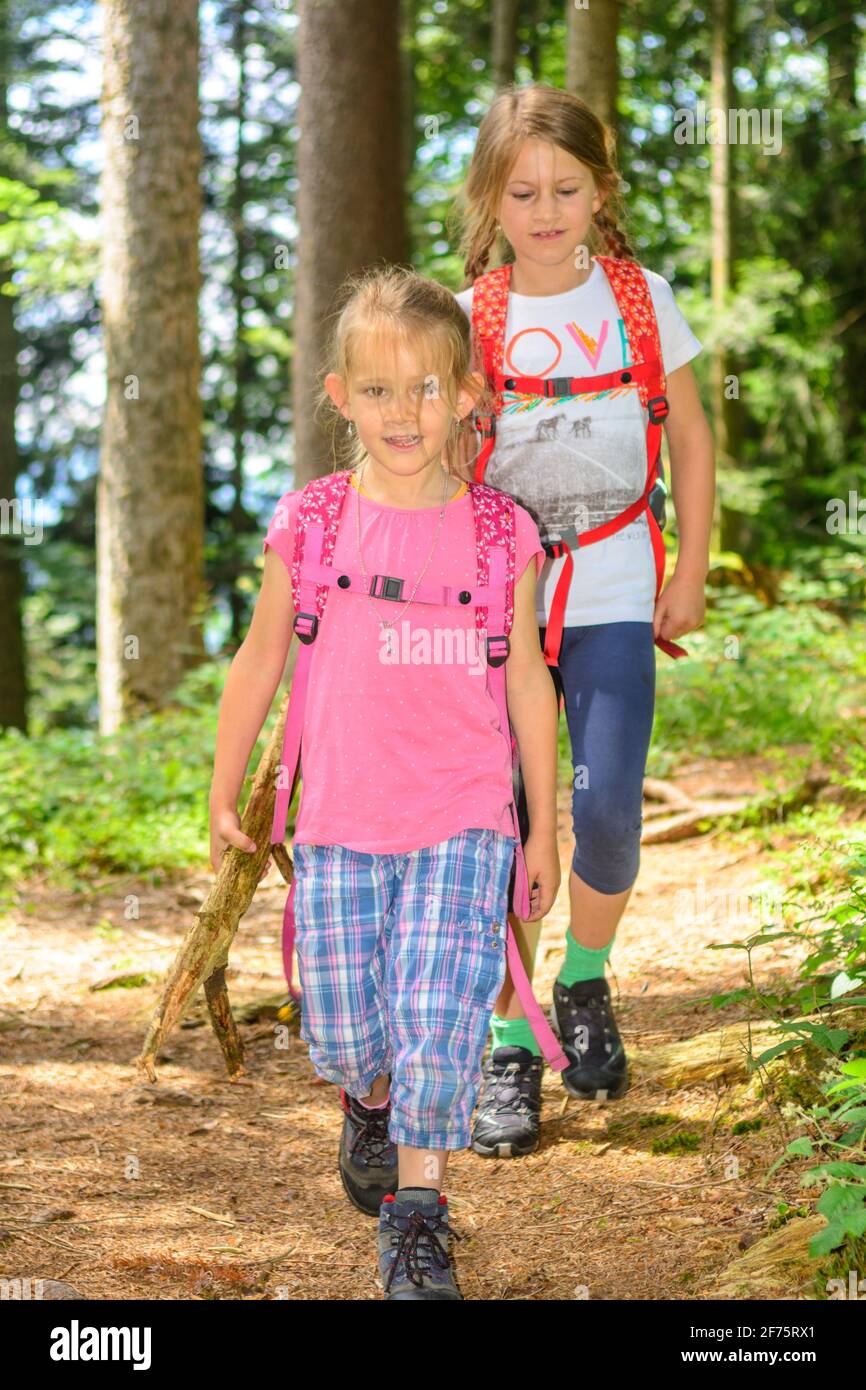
[377,1189,463,1300]
[471,1045,544,1157]
[339,1085,399,1216]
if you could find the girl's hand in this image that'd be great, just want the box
[210,805,270,881]
[653,570,706,644]
[522,833,561,922]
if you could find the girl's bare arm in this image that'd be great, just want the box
[656,361,716,641]
[208,548,294,870]
[505,559,561,920]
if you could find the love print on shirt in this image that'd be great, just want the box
[502,316,637,411]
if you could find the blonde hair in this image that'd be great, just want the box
[317,264,489,480]
[451,83,636,285]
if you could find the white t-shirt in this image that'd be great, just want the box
[454,260,702,626]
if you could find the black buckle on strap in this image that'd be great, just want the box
[544,377,574,398]
[293,611,319,643]
[542,532,577,558]
[647,394,669,424]
[369,574,404,601]
[486,635,510,667]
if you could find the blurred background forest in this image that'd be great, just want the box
[2,1,866,1298]
[0,0,865,890]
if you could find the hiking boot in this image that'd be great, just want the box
[471,1045,544,1157]
[378,1191,463,1300]
[338,1086,399,1216]
[550,977,629,1101]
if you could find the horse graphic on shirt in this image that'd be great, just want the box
[534,412,566,441]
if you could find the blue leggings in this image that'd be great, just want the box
[516,622,656,895]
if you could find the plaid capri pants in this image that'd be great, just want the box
[291,827,517,1149]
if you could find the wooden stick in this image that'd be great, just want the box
[641,773,829,845]
[642,776,696,809]
[136,693,294,1082]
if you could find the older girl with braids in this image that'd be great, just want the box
[449,84,715,1156]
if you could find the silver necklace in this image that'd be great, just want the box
[353,459,451,658]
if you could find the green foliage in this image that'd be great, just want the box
[91,973,158,991]
[715,839,866,1273]
[731,1117,763,1135]
[650,1130,702,1155]
[0,176,98,300]
[0,661,278,906]
[650,586,866,772]
[22,540,99,735]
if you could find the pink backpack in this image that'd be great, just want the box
[269,468,568,1071]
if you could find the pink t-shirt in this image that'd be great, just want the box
[262,474,545,853]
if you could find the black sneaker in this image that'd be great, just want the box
[471,1045,544,1157]
[378,1190,463,1300]
[550,977,629,1100]
[338,1086,399,1216]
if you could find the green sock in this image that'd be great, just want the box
[557,927,614,987]
[490,1012,541,1058]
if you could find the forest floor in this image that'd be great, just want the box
[0,755,835,1301]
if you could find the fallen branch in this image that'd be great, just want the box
[136,692,293,1083]
[631,1005,864,1088]
[641,799,750,844]
[641,772,829,845]
[642,777,696,809]
[642,800,699,823]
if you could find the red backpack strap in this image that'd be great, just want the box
[470,266,512,484]
[593,255,666,409]
[470,264,512,417]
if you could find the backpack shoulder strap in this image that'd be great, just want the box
[470,264,512,420]
[468,481,517,639]
[593,255,665,406]
[271,469,352,846]
[291,469,354,618]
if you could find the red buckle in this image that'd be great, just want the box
[475,414,495,438]
[647,395,669,424]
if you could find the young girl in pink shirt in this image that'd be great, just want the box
[209,267,561,1300]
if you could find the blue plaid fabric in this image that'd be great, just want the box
[291,827,517,1149]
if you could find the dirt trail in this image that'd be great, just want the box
[0,758,816,1300]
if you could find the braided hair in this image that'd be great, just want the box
[451,83,637,285]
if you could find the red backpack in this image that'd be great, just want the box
[269,467,569,1072]
[470,254,687,666]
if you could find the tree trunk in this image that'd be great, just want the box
[0,0,28,731]
[825,12,866,445]
[524,0,546,81]
[98,0,205,733]
[227,3,256,648]
[492,0,519,90]
[400,0,417,200]
[711,0,746,554]
[566,0,620,135]
[293,0,409,486]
